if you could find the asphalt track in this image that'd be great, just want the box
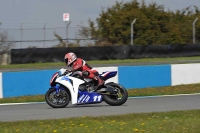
[0,94,200,122]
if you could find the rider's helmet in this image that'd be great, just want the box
[64,52,77,66]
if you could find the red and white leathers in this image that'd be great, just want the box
[65,53,104,88]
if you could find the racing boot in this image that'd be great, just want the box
[90,76,105,92]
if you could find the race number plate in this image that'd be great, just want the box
[77,92,103,104]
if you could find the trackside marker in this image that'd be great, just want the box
[0,102,46,106]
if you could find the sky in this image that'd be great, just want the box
[0,0,200,48]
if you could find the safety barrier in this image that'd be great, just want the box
[1,64,200,98]
[171,63,200,85]
[0,67,118,98]
[0,73,2,98]
[118,65,171,88]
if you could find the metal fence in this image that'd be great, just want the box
[0,21,95,49]
[0,19,199,49]
[0,19,199,65]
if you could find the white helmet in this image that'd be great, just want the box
[64,52,77,66]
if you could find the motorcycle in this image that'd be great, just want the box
[45,68,128,108]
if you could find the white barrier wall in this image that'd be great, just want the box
[0,73,2,98]
[171,63,200,86]
[94,67,118,84]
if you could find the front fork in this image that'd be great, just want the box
[51,85,65,95]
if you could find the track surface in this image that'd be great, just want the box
[0,94,200,122]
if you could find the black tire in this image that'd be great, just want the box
[45,88,70,108]
[103,83,128,106]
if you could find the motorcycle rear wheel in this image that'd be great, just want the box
[45,88,70,108]
[103,83,128,106]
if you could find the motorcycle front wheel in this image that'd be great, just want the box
[45,88,70,108]
[103,83,128,106]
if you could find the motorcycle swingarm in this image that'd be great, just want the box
[97,85,117,93]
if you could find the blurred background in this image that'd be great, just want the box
[1,0,200,64]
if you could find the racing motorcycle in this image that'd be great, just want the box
[45,68,128,108]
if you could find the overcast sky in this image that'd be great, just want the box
[0,0,200,48]
[0,0,200,27]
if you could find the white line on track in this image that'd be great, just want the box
[0,102,46,106]
[129,93,200,99]
[0,93,200,106]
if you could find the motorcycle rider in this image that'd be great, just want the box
[64,52,104,91]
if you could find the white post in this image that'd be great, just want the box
[63,13,70,47]
[131,19,136,45]
[1,53,8,65]
[193,18,198,44]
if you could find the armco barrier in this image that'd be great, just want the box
[118,65,171,88]
[0,64,200,98]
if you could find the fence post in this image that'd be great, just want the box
[193,18,198,44]
[131,19,136,45]
[20,23,23,48]
[43,23,46,48]
[66,21,71,47]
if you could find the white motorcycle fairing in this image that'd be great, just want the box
[55,75,84,105]
[55,75,103,105]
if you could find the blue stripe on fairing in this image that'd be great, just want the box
[2,70,57,98]
[118,65,171,89]
[61,76,72,84]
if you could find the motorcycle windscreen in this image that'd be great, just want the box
[50,72,58,86]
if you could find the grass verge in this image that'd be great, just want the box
[0,83,200,104]
[1,56,200,69]
[0,110,200,133]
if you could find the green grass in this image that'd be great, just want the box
[1,56,200,69]
[0,83,200,104]
[0,110,200,133]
